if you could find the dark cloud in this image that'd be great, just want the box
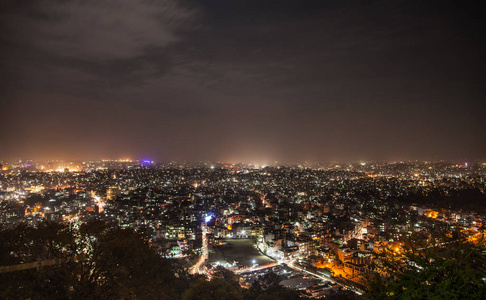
[0,0,195,90]
[0,0,484,162]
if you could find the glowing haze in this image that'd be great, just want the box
[0,0,484,163]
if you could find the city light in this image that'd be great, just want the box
[0,159,484,298]
[0,0,483,297]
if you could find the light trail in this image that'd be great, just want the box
[190,222,208,275]
[236,262,278,273]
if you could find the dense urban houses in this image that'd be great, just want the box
[1,160,485,297]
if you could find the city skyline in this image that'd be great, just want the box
[1,0,485,162]
[1,158,485,298]
[0,158,478,170]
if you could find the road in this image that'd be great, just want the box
[236,262,278,274]
[260,193,271,208]
[190,222,208,274]
[286,259,364,295]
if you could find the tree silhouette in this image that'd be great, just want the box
[365,233,486,299]
[182,278,243,300]
[244,271,300,300]
[0,221,180,299]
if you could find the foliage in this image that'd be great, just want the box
[244,271,300,300]
[365,233,486,299]
[0,221,183,299]
[182,268,299,300]
[212,265,240,284]
[182,278,243,300]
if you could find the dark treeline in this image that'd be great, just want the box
[395,188,486,213]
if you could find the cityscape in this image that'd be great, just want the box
[1,159,485,298]
[1,0,485,299]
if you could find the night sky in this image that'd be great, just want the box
[1,0,484,163]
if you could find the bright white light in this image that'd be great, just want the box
[205,215,212,223]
